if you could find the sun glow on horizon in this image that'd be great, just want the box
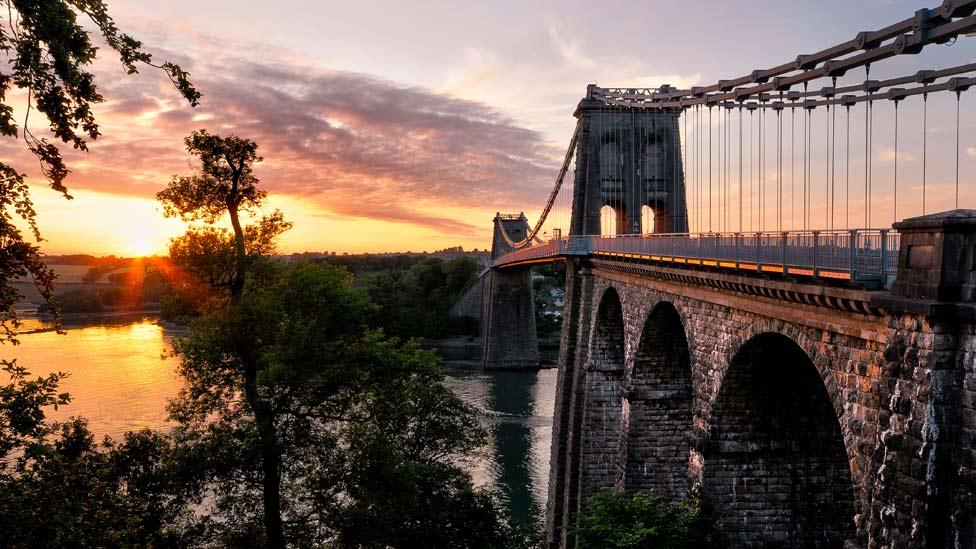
[125,235,159,257]
[28,186,185,257]
[26,185,498,257]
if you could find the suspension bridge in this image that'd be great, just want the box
[469,2,976,547]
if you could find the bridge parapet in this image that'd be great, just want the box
[494,228,900,289]
[879,209,976,315]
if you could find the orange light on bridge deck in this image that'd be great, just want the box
[819,271,852,280]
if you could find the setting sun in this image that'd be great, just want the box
[125,237,157,257]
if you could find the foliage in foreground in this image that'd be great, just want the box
[569,490,719,549]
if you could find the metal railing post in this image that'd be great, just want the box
[755,232,761,269]
[734,233,740,267]
[781,232,788,273]
[812,231,820,279]
[880,229,888,283]
[849,230,857,282]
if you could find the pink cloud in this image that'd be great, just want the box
[3,44,562,234]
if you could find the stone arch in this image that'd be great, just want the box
[599,204,627,236]
[720,319,855,465]
[623,301,693,500]
[642,200,673,233]
[589,286,624,366]
[702,330,857,547]
[578,286,627,498]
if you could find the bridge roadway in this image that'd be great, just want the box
[493,229,901,290]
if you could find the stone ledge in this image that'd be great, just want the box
[589,257,887,316]
[870,294,976,321]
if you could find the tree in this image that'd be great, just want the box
[158,129,292,547]
[0,362,191,546]
[159,131,526,547]
[568,490,718,549]
[0,1,198,340]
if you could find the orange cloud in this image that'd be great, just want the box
[3,35,563,254]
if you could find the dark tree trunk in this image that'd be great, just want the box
[228,196,285,549]
[244,361,285,549]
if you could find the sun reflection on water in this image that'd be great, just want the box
[0,319,183,440]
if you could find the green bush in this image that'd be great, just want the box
[569,490,719,548]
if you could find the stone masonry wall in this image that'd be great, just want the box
[578,288,626,497]
[549,263,955,548]
[949,321,976,547]
[623,302,692,500]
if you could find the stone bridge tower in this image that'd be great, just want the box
[571,85,688,236]
[480,213,540,369]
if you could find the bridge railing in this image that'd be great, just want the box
[494,229,900,288]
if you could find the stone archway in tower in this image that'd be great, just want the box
[703,332,856,547]
[624,302,692,499]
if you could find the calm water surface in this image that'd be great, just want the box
[1,318,556,527]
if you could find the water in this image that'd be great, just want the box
[1,318,183,437]
[442,366,556,527]
[0,318,556,528]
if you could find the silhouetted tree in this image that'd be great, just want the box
[160,132,529,547]
[158,130,292,547]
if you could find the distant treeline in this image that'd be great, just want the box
[42,254,145,266]
[41,266,172,314]
[316,254,481,339]
[38,252,484,337]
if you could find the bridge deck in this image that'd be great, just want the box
[493,230,900,289]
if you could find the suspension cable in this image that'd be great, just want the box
[864,97,870,228]
[761,101,766,232]
[868,98,874,227]
[830,101,837,231]
[826,104,831,230]
[923,94,928,215]
[739,104,744,232]
[727,105,732,232]
[791,105,795,230]
[803,103,808,230]
[696,105,701,232]
[894,100,899,223]
[845,105,851,230]
[709,105,713,232]
[750,108,754,232]
[956,90,962,209]
[777,103,783,231]
[496,119,582,247]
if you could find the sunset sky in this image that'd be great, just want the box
[9,0,976,255]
